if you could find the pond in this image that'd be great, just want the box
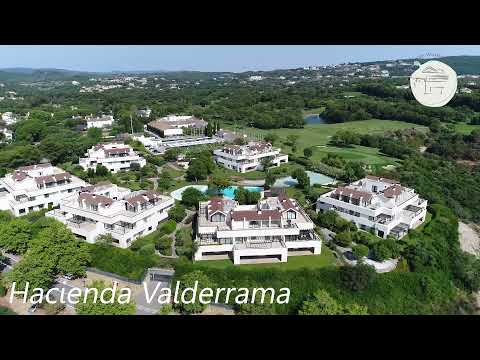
[273,171,335,188]
[304,114,326,125]
[170,185,263,201]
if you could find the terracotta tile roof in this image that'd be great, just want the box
[78,192,113,206]
[13,171,27,181]
[277,195,297,212]
[81,181,113,193]
[207,197,228,217]
[18,163,52,171]
[334,187,373,202]
[231,209,281,222]
[126,191,161,206]
[35,172,71,185]
[383,184,404,198]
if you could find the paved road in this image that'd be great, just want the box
[135,280,170,315]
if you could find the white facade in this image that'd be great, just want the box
[213,142,288,173]
[195,195,321,265]
[47,183,174,248]
[147,115,207,138]
[1,112,17,126]
[86,115,115,129]
[316,176,428,239]
[0,164,88,216]
[79,143,147,173]
[0,128,13,142]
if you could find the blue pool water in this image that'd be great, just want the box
[273,171,335,188]
[170,185,262,200]
[222,186,263,199]
[304,114,326,124]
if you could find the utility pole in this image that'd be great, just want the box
[130,114,134,135]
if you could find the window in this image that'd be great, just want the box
[19,209,25,214]
[44,194,49,198]
[286,210,296,220]
[29,197,36,201]
[38,204,44,209]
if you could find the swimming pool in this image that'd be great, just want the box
[170,185,263,201]
[222,186,263,199]
[273,171,335,188]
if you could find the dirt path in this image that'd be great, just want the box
[458,222,480,256]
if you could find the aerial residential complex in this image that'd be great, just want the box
[0,163,88,216]
[316,176,428,239]
[79,142,146,173]
[213,141,288,173]
[195,194,321,265]
[86,114,115,129]
[146,115,207,137]
[47,182,174,248]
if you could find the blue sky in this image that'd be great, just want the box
[1,45,480,72]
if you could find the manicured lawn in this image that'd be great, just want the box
[193,244,336,270]
[454,123,480,134]
[225,119,427,156]
[311,145,401,167]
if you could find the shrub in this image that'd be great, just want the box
[139,243,156,256]
[371,241,393,262]
[155,236,173,255]
[159,220,177,235]
[169,204,187,223]
[340,263,376,292]
[173,271,216,314]
[334,231,353,248]
[352,244,369,260]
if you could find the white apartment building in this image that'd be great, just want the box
[213,142,288,173]
[195,195,321,265]
[1,112,17,126]
[79,142,146,173]
[86,115,115,129]
[316,176,428,239]
[47,182,174,248]
[0,164,88,216]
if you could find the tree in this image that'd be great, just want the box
[129,162,141,171]
[264,133,279,144]
[75,280,136,315]
[164,148,181,162]
[342,161,366,183]
[303,147,313,158]
[28,221,91,278]
[340,263,376,292]
[292,168,310,189]
[211,175,229,191]
[95,164,110,177]
[334,231,353,248]
[370,241,393,262]
[157,169,174,191]
[169,203,187,223]
[352,244,369,260]
[6,256,55,296]
[261,157,273,172]
[0,219,32,254]
[286,134,299,152]
[264,171,276,189]
[173,270,216,314]
[186,159,208,182]
[181,187,206,209]
[298,289,343,315]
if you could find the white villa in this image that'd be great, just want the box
[47,182,174,248]
[213,141,288,173]
[86,114,115,129]
[316,175,428,239]
[1,112,17,126]
[0,164,88,216]
[79,142,146,173]
[195,195,321,265]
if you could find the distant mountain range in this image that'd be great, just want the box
[0,55,479,81]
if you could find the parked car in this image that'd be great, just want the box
[62,273,75,280]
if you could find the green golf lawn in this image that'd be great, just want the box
[193,244,337,270]
[225,119,427,155]
[454,123,480,134]
[311,145,402,167]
